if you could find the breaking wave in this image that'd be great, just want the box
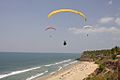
[0,66,41,79]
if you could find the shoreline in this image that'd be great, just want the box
[34,61,98,80]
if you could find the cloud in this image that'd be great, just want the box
[98,17,114,24]
[115,18,120,25]
[108,0,112,5]
[98,17,120,26]
[69,26,120,34]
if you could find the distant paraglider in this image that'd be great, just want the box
[45,26,56,38]
[83,26,93,37]
[84,26,93,29]
[45,26,56,31]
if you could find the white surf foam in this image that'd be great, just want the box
[26,70,48,80]
[54,59,71,65]
[44,59,72,67]
[69,60,78,64]
[44,63,54,67]
[58,66,62,71]
[63,63,70,67]
[50,71,56,75]
[0,66,41,79]
[63,60,78,67]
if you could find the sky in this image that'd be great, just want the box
[0,0,120,53]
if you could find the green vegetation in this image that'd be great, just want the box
[79,46,120,80]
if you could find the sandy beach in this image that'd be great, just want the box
[35,61,98,80]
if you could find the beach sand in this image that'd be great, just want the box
[35,61,98,80]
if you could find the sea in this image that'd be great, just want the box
[0,52,80,80]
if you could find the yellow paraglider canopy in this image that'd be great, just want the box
[48,9,87,21]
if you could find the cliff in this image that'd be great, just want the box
[79,46,120,80]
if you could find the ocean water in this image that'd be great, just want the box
[0,52,80,80]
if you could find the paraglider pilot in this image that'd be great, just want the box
[63,41,67,46]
